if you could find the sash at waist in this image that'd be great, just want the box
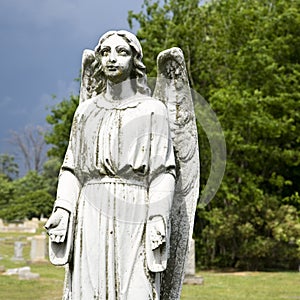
[83,176,147,188]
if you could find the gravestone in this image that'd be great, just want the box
[0,237,3,260]
[12,241,24,261]
[5,266,30,275]
[184,239,204,285]
[23,218,39,233]
[30,234,47,262]
[19,267,40,280]
[4,266,40,280]
[185,238,196,276]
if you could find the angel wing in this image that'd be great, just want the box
[153,47,200,300]
[79,49,103,104]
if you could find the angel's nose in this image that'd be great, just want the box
[108,51,117,62]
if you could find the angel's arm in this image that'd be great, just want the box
[148,172,175,250]
[45,161,81,243]
[145,103,176,272]
[45,114,81,243]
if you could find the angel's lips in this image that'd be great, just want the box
[106,66,118,71]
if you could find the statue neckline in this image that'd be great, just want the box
[93,93,145,110]
[102,93,137,103]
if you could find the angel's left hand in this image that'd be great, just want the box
[148,216,166,250]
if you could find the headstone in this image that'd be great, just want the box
[23,219,39,233]
[12,241,24,261]
[30,234,47,262]
[19,271,40,280]
[5,266,30,275]
[0,237,3,260]
[185,238,196,276]
[184,239,204,285]
[4,266,40,280]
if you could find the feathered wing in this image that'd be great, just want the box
[79,49,103,104]
[153,47,200,300]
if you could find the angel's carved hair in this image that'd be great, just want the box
[93,30,151,96]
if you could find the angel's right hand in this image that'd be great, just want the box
[45,208,69,243]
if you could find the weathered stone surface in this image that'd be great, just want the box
[4,266,30,275]
[0,218,38,233]
[30,234,47,262]
[185,238,196,276]
[183,238,204,285]
[4,266,40,280]
[184,275,204,285]
[45,30,199,300]
[19,271,40,280]
[12,241,24,261]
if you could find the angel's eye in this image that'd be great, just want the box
[101,50,109,57]
[117,48,130,56]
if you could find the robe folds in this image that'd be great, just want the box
[49,93,176,300]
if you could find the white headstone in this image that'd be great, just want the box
[184,238,204,285]
[185,238,196,276]
[30,235,47,262]
[12,241,24,261]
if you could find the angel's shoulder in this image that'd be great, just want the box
[137,96,167,115]
[74,97,95,117]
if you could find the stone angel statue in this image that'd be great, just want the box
[45,30,199,300]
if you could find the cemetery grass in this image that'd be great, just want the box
[1,231,299,299]
[0,229,64,300]
[181,270,300,300]
[1,269,299,300]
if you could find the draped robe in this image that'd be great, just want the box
[49,94,176,300]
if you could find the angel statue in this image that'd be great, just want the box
[45,30,199,300]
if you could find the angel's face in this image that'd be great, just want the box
[99,35,133,83]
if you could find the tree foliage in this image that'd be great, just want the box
[0,170,54,221]
[45,94,79,164]
[0,153,19,180]
[40,0,300,269]
[129,0,300,269]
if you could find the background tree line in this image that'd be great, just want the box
[1,0,299,270]
[128,0,300,270]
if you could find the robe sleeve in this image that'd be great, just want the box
[146,103,176,272]
[54,107,83,213]
[54,146,81,214]
[49,113,82,266]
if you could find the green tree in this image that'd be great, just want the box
[130,0,300,269]
[42,0,300,269]
[0,171,54,221]
[0,174,15,211]
[44,94,79,203]
[0,153,19,180]
[42,157,61,198]
[45,94,79,163]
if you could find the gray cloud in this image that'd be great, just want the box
[0,0,144,153]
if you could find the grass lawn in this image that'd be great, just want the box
[181,271,300,300]
[1,229,299,299]
[0,229,65,300]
